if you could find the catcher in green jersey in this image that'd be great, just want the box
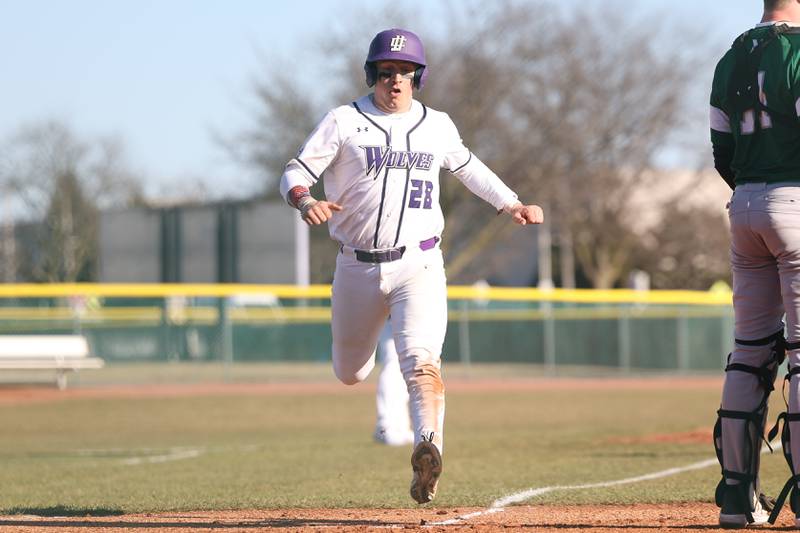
[710,0,800,528]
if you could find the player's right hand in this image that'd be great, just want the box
[301,200,343,225]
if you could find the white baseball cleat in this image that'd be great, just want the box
[718,490,771,529]
[374,427,415,447]
[409,440,442,504]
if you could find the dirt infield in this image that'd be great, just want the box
[0,502,793,532]
[0,375,723,405]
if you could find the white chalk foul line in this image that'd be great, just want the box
[73,443,266,465]
[120,447,204,465]
[429,441,782,526]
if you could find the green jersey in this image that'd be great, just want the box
[710,23,800,183]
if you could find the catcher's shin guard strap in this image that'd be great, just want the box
[718,407,773,452]
[726,331,786,404]
[715,474,757,524]
[726,363,778,394]
[714,407,764,519]
[770,473,800,523]
[778,366,800,395]
[735,330,785,347]
[714,388,778,521]
[734,329,788,382]
[718,409,765,422]
[767,412,800,524]
[769,369,800,445]
[722,335,786,447]
[714,334,785,521]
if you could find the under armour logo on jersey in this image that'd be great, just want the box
[390,35,407,51]
[361,145,434,178]
[357,126,368,132]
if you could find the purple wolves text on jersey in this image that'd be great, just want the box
[361,145,435,178]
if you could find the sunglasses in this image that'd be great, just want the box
[377,69,415,81]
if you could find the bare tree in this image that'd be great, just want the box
[634,201,731,290]
[226,6,417,192]
[227,7,417,283]
[2,120,143,281]
[0,152,16,282]
[232,1,712,287]
[35,168,98,282]
[222,62,322,199]
[422,3,708,287]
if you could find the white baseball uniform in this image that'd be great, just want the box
[280,94,519,453]
[374,320,414,446]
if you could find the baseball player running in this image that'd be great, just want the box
[373,320,415,447]
[279,28,543,503]
[710,0,800,528]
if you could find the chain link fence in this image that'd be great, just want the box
[0,285,735,376]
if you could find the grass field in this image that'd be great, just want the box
[0,363,790,517]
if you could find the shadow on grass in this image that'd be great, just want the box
[0,517,729,530]
[5,506,124,517]
[0,517,405,529]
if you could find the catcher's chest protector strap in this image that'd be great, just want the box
[728,24,800,127]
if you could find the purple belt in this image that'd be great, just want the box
[352,236,440,263]
[419,236,439,251]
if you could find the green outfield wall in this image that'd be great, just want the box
[0,284,734,371]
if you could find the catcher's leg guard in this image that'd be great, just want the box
[768,358,800,524]
[714,330,786,525]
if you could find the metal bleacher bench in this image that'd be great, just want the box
[0,335,105,390]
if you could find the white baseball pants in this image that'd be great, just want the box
[331,244,448,452]
[375,321,413,442]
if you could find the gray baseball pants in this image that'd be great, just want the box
[722,181,800,492]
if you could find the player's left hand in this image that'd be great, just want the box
[508,204,544,225]
[301,200,343,225]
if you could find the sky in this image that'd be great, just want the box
[0,0,764,201]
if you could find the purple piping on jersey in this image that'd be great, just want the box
[373,161,391,248]
[393,103,428,247]
[295,157,319,182]
[352,102,390,141]
[450,152,472,173]
[352,101,393,249]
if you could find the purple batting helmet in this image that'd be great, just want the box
[364,28,428,89]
